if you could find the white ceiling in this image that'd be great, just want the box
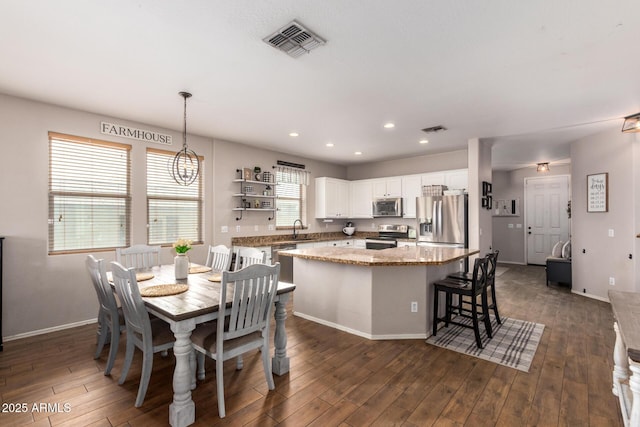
[2,1,639,170]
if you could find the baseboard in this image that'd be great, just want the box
[571,290,610,303]
[498,260,527,265]
[4,318,98,342]
[292,311,426,340]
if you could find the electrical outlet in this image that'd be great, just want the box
[411,301,418,312]
[221,226,228,233]
[608,229,614,237]
[254,225,259,231]
[235,225,241,232]
[268,224,274,231]
[609,277,615,286]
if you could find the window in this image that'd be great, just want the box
[48,132,131,254]
[275,168,308,228]
[147,148,203,245]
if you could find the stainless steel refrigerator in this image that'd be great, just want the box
[416,194,468,248]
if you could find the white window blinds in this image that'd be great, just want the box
[48,132,131,254]
[275,166,308,228]
[147,148,203,245]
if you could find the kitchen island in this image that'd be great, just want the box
[278,245,478,340]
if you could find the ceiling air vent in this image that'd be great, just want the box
[264,20,326,58]
[422,125,448,133]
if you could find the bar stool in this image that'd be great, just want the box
[433,256,492,348]
[448,250,501,324]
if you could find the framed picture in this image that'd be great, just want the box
[482,181,492,196]
[587,173,608,212]
[482,197,488,208]
[486,195,493,210]
[243,167,253,181]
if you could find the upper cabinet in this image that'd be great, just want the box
[349,180,373,218]
[444,169,468,191]
[372,177,402,198]
[315,177,350,218]
[401,175,422,218]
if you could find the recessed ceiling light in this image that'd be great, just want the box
[326,143,334,147]
[419,139,429,144]
[383,123,395,129]
[289,132,299,137]
[354,151,362,155]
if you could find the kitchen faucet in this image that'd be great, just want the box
[292,219,303,239]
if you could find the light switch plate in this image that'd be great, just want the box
[608,229,614,237]
[268,224,274,231]
[221,226,228,233]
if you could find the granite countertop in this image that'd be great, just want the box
[231,232,419,247]
[277,245,479,266]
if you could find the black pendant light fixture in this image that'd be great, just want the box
[170,91,200,186]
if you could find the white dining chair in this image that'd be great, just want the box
[205,244,232,271]
[234,247,267,271]
[110,261,175,407]
[192,262,281,418]
[86,255,126,376]
[116,244,161,269]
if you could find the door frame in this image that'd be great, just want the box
[523,174,571,265]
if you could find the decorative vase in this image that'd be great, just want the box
[174,254,189,279]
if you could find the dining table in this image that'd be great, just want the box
[113,263,296,427]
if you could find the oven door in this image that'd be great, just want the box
[365,239,398,250]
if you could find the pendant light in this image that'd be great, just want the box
[170,91,200,186]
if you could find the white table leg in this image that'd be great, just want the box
[613,322,629,396]
[630,360,640,427]
[169,319,196,427]
[272,293,291,376]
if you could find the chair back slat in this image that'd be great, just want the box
[470,256,489,295]
[206,245,232,271]
[234,247,267,271]
[86,255,118,315]
[116,245,161,269]
[111,261,152,340]
[221,263,280,340]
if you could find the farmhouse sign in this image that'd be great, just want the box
[100,121,172,145]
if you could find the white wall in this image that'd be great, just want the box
[571,127,638,299]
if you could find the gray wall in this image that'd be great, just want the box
[0,93,345,338]
[347,149,467,180]
[491,164,571,264]
[570,127,638,298]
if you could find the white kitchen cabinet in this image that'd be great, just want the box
[372,177,402,198]
[315,177,350,218]
[353,239,366,249]
[296,242,315,250]
[397,241,416,247]
[421,172,446,187]
[401,174,422,218]
[327,239,354,247]
[349,179,373,218]
[445,169,468,191]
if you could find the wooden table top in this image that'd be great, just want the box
[609,290,640,362]
[116,264,295,322]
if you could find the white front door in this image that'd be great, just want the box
[525,175,570,265]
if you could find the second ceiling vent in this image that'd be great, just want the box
[264,20,326,58]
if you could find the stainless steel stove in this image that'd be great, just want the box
[365,224,409,250]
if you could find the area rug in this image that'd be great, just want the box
[426,316,544,372]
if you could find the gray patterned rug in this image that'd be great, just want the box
[426,316,544,372]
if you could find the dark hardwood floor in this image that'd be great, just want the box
[0,264,623,426]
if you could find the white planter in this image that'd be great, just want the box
[174,254,189,279]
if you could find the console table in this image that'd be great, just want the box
[609,290,640,426]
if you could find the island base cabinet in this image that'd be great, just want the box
[291,258,458,339]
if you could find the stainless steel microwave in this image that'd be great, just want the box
[372,197,403,217]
